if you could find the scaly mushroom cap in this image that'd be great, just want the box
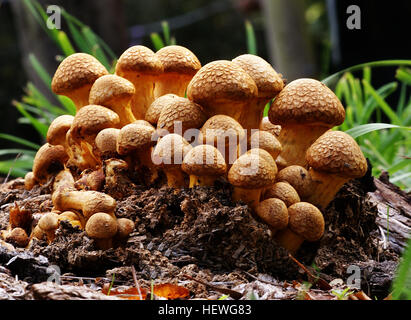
[228,153,277,189]
[200,115,245,146]
[133,120,155,128]
[115,45,163,76]
[116,123,155,155]
[32,143,68,183]
[245,148,277,170]
[157,96,206,134]
[259,116,281,137]
[288,202,324,242]
[182,144,227,176]
[152,133,192,168]
[263,182,300,207]
[38,212,59,231]
[85,212,118,239]
[51,53,108,95]
[306,130,368,178]
[250,130,282,159]
[187,60,258,113]
[268,78,345,127]
[156,45,201,76]
[47,115,74,146]
[145,94,180,125]
[276,165,312,199]
[95,128,120,157]
[89,74,135,107]
[254,198,288,231]
[70,105,120,141]
[232,54,284,99]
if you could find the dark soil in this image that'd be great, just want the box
[0,166,408,300]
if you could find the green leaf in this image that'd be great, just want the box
[13,101,49,138]
[57,31,76,56]
[0,133,41,150]
[150,33,165,51]
[161,21,171,46]
[28,54,52,87]
[344,123,409,138]
[391,237,411,300]
[245,20,257,55]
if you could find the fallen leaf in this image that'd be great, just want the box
[153,283,190,300]
[9,202,32,230]
[101,285,147,300]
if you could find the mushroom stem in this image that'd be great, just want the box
[277,125,329,167]
[240,99,268,135]
[274,228,305,254]
[189,175,218,188]
[130,78,156,119]
[154,76,190,98]
[67,87,91,111]
[304,169,349,210]
[231,187,262,210]
[164,167,186,188]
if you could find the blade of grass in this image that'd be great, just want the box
[0,133,41,150]
[13,101,49,137]
[245,20,257,55]
[150,33,165,51]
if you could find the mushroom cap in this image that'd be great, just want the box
[276,165,312,198]
[85,212,118,239]
[187,60,258,108]
[306,130,367,178]
[254,198,288,230]
[182,144,227,176]
[115,45,163,75]
[95,128,120,156]
[70,105,120,140]
[51,53,108,95]
[200,115,245,146]
[47,115,74,146]
[145,94,180,125]
[287,202,324,242]
[32,143,68,182]
[89,74,135,107]
[245,148,277,170]
[259,116,281,137]
[268,78,345,127]
[232,54,284,99]
[38,212,59,232]
[116,218,135,238]
[263,182,300,207]
[157,96,206,134]
[132,120,155,128]
[250,130,282,159]
[152,133,192,167]
[6,227,29,247]
[156,45,201,76]
[116,123,155,155]
[228,152,277,189]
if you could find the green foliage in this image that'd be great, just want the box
[150,21,176,51]
[391,237,411,300]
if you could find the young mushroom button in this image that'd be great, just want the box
[145,94,180,126]
[51,53,108,110]
[85,212,118,250]
[305,130,368,210]
[268,78,345,166]
[32,143,68,185]
[254,198,289,236]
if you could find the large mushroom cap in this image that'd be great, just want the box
[228,152,277,189]
[306,130,367,178]
[116,123,155,155]
[245,148,277,169]
[152,133,192,167]
[51,53,108,95]
[145,94,180,125]
[85,212,118,239]
[200,115,245,145]
[47,115,74,146]
[268,78,345,127]
[89,74,135,106]
[157,96,206,134]
[70,105,120,140]
[115,45,163,75]
[232,54,284,99]
[288,202,324,242]
[187,60,258,108]
[182,144,227,176]
[32,143,68,182]
[156,45,201,76]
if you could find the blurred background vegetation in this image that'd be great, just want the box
[0,0,410,189]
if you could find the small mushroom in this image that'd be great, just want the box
[89,74,136,126]
[268,78,345,166]
[182,144,227,187]
[52,189,116,220]
[228,152,277,210]
[232,54,284,133]
[145,94,179,126]
[5,227,29,247]
[305,130,368,210]
[276,165,312,199]
[199,115,246,166]
[47,115,74,151]
[115,45,163,120]
[187,60,258,125]
[259,116,281,137]
[95,128,120,160]
[274,202,324,254]
[152,133,192,188]
[154,45,201,98]
[37,212,60,243]
[262,182,300,207]
[32,143,68,185]
[254,198,288,235]
[24,171,37,191]
[85,212,118,250]
[51,53,108,110]
[249,130,282,161]
[115,218,135,240]
[74,168,105,191]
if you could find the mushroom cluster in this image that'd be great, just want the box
[4,45,367,254]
